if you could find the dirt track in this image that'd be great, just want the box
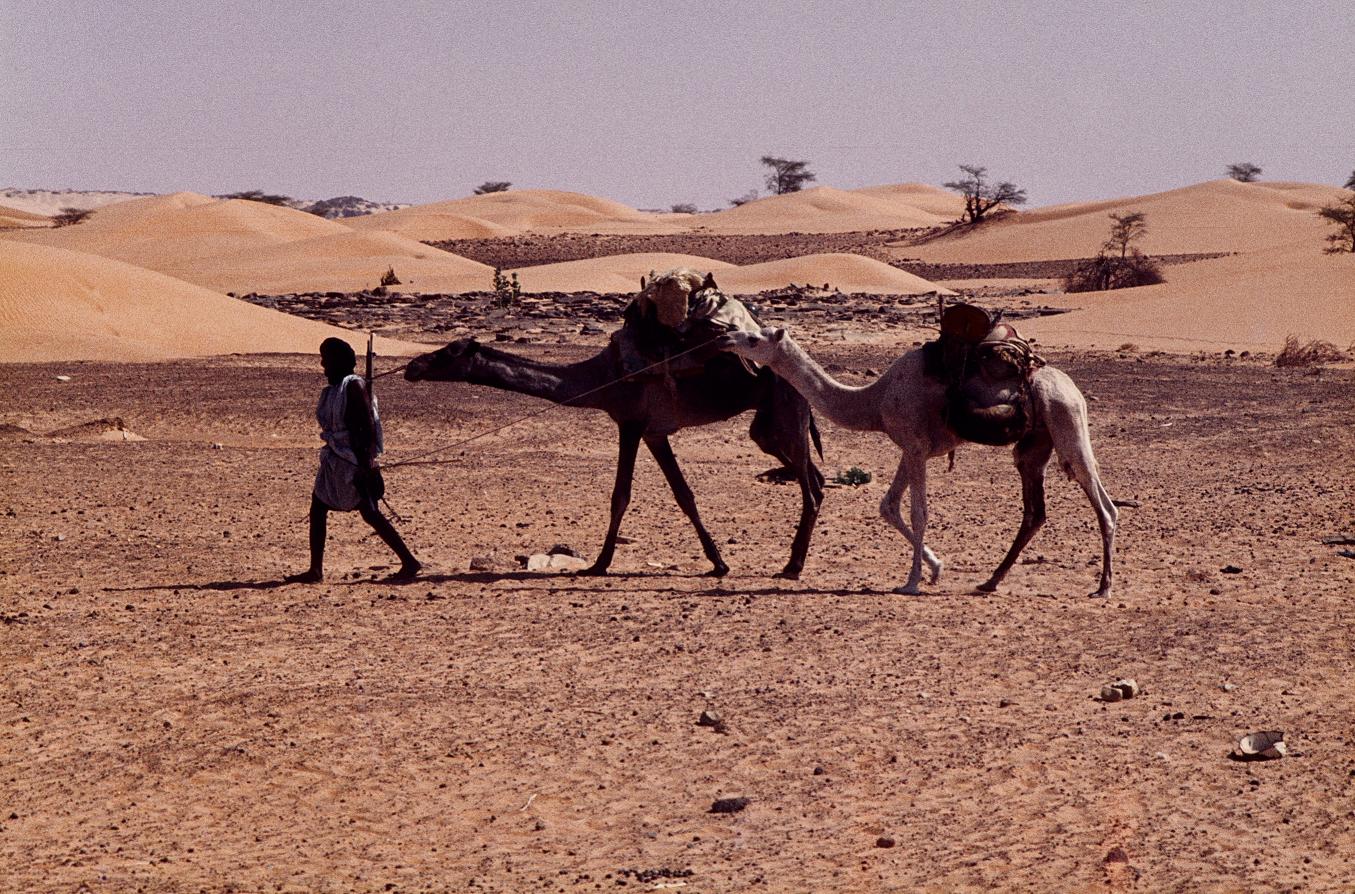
[3,334,1354,892]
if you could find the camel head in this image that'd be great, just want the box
[716,326,787,365]
[404,337,481,382]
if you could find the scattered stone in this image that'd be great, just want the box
[1104,846,1130,864]
[211,442,224,450]
[1232,730,1287,761]
[55,375,71,382]
[1099,680,1138,702]
[547,543,580,557]
[1320,534,1355,545]
[1112,498,1141,508]
[812,766,826,776]
[468,555,500,572]
[697,710,728,734]
[875,836,896,848]
[1339,550,1355,560]
[1221,565,1244,574]
[1221,682,1236,692]
[709,797,750,814]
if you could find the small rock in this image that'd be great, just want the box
[1100,685,1124,702]
[1104,846,1129,864]
[547,543,580,557]
[875,836,896,848]
[696,710,722,727]
[55,375,71,382]
[547,554,588,571]
[1232,730,1287,761]
[468,555,499,572]
[812,766,826,776]
[1221,565,1244,574]
[1221,682,1236,692]
[709,797,750,814]
[211,442,224,450]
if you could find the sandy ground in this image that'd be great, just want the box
[4,327,1354,892]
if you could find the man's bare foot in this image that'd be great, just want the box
[285,569,323,584]
[388,561,422,583]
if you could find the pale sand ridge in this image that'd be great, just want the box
[1024,242,1355,352]
[906,179,1349,263]
[168,230,495,295]
[0,241,425,362]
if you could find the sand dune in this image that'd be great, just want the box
[0,192,350,270]
[349,189,675,240]
[509,251,949,296]
[0,204,50,229]
[510,253,737,294]
[0,241,422,362]
[171,230,495,295]
[698,186,956,234]
[908,179,1349,263]
[1023,242,1355,352]
[715,253,954,295]
[851,183,969,218]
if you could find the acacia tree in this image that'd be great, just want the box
[217,190,293,205]
[760,156,816,194]
[1344,171,1355,190]
[474,181,512,194]
[728,189,759,207]
[1104,210,1148,258]
[1226,162,1262,182]
[1064,210,1163,292]
[942,165,1027,224]
[1317,193,1355,253]
[52,206,92,227]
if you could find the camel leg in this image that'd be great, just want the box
[750,385,823,579]
[879,453,940,594]
[979,431,1054,593]
[644,435,729,577]
[1046,396,1119,597]
[579,422,644,576]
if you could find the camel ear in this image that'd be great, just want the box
[640,275,646,290]
[701,272,717,291]
[771,328,787,343]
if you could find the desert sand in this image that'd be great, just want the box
[697,184,962,234]
[902,179,1348,263]
[4,178,1354,892]
[0,240,418,361]
[175,230,496,296]
[0,203,51,229]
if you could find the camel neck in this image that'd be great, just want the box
[461,344,617,408]
[770,338,882,432]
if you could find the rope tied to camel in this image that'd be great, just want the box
[380,334,728,470]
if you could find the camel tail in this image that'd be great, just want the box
[809,412,823,460]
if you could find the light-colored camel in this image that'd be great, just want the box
[718,327,1117,596]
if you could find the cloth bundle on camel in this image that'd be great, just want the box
[615,268,763,380]
[929,302,1046,447]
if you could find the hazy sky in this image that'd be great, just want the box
[4,0,1352,209]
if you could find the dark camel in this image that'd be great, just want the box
[404,336,825,578]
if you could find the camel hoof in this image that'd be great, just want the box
[576,564,609,577]
[1089,589,1111,599]
[892,583,922,596]
[976,580,999,593]
[705,564,730,578]
[776,565,802,580]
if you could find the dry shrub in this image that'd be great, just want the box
[1063,253,1165,293]
[1274,336,1348,367]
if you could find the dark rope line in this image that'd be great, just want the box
[382,335,727,470]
